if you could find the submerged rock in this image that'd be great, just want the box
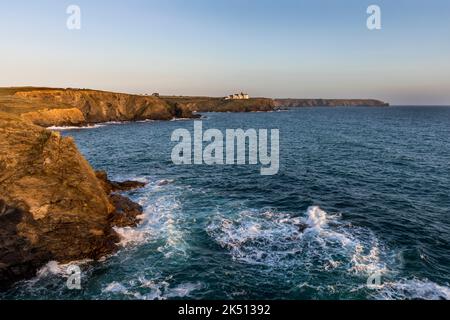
[0,113,144,289]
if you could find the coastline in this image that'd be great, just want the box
[0,87,390,128]
[0,113,146,289]
[0,87,391,288]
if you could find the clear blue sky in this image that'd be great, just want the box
[1,0,449,104]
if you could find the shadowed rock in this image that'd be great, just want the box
[96,171,147,193]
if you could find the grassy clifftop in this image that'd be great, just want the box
[0,87,390,127]
[162,96,276,113]
[0,87,195,127]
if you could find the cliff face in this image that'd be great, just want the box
[162,96,276,113]
[0,113,143,288]
[20,108,86,127]
[1,88,195,127]
[162,96,388,112]
[0,88,391,128]
[274,99,389,108]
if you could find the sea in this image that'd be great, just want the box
[2,106,450,300]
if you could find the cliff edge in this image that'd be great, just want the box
[0,112,144,288]
[0,87,196,127]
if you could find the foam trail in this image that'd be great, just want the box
[113,177,188,258]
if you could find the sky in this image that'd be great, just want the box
[0,0,449,105]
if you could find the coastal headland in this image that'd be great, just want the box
[0,87,389,288]
[0,87,389,128]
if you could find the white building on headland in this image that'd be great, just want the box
[224,92,250,100]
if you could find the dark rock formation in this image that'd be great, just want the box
[0,113,144,289]
[95,170,146,228]
[96,170,146,193]
[108,194,143,228]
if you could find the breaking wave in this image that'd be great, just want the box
[207,206,390,276]
[113,177,188,259]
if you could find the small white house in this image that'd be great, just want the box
[224,92,250,100]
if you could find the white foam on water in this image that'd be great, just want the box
[136,119,156,123]
[4,259,93,296]
[114,226,151,247]
[113,178,188,259]
[207,206,389,277]
[35,260,91,279]
[170,118,193,121]
[165,282,204,298]
[103,281,128,294]
[373,279,450,300]
[102,278,203,300]
[102,121,131,125]
[47,124,105,130]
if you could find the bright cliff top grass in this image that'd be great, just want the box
[0,87,275,118]
[0,87,85,115]
[0,87,158,115]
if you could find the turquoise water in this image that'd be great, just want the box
[3,107,450,300]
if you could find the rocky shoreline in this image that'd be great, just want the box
[0,87,390,289]
[0,88,390,128]
[0,113,146,289]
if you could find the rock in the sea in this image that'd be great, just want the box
[108,194,143,228]
[96,170,147,193]
[95,171,146,228]
[0,113,144,289]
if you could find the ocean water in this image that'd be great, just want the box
[3,107,450,300]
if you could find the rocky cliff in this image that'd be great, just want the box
[0,113,144,288]
[162,96,276,113]
[0,88,390,128]
[20,108,87,128]
[0,88,196,127]
[274,99,389,108]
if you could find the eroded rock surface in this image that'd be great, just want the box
[95,171,146,228]
[0,113,144,289]
[12,89,195,126]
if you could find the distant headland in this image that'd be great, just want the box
[0,86,389,289]
[0,87,389,128]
